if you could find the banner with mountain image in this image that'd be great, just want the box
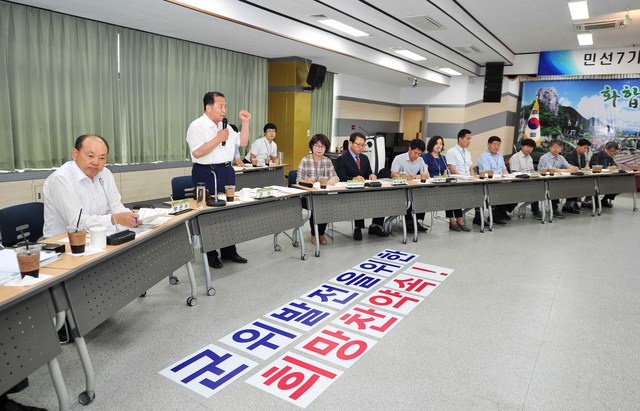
[516,79,640,170]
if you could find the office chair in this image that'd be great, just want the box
[171,176,194,200]
[0,202,45,247]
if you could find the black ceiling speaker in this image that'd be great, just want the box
[306,64,327,89]
[483,62,504,103]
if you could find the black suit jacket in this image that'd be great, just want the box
[336,151,373,181]
[589,150,617,168]
[565,149,587,168]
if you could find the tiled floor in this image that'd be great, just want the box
[11,194,640,410]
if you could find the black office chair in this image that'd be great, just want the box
[171,176,194,200]
[287,169,298,187]
[0,202,45,247]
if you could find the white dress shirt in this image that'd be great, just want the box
[509,151,534,172]
[445,145,472,176]
[186,113,240,164]
[245,136,277,161]
[43,161,129,238]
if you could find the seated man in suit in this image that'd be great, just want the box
[538,139,578,219]
[43,134,140,238]
[336,132,387,240]
[589,141,619,207]
[563,138,592,213]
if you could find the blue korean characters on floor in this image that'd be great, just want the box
[160,249,454,408]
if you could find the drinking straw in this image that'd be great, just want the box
[76,208,83,232]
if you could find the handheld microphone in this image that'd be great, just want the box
[221,117,228,146]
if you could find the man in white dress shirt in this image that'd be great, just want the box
[186,91,251,269]
[246,123,278,164]
[43,134,140,238]
[446,129,474,177]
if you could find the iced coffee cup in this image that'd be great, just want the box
[16,245,41,278]
[592,165,603,173]
[264,157,270,166]
[67,227,87,254]
[478,170,486,179]
[548,168,555,176]
[319,178,328,189]
[420,172,429,183]
[251,158,258,167]
[225,185,235,202]
[487,170,494,179]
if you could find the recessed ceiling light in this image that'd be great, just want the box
[577,32,593,46]
[568,1,589,20]
[393,49,427,61]
[318,18,370,37]
[439,67,462,76]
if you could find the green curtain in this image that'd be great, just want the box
[1,2,119,169]
[310,72,334,137]
[0,1,268,170]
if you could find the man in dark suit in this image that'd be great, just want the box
[589,141,619,208]
[336,132,388,240]
[563,138,591,213]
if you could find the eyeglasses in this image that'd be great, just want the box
[313,144,326,151]
[353,142,365,147]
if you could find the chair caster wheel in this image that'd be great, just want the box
[402,239,407,244]
[187,297,197,306]
[315,251,320,257]
[139,292,146,297]
[169,276,179,285]
[78,391,95,405]
[274,245,281,252]
[293,241,299,247]
[301,254,308,260]
[207,287,216,296]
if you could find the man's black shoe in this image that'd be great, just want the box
[222,254,248,264]
[572,203,581,212]
[493,218,507,225]
[209,256,223,269]
[581,201,593,209]
[562,206,580,214]
[602,199,613,208]
[353,228,362,241]
[368,225,388,237]
[472,217,482,226]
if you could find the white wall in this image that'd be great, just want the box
[334,73,402,103]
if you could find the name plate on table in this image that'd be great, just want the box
[256,187,274,199]
[170,199,190,214]
[346,180,365,189]
[392,178,407,185]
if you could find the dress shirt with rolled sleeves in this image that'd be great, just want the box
[509,151,534,172]
[186,113,240,164]
[445,145,472,176]
[391,152,426,175]
[43,161,129,238]
[477,150,507,174]
[538,152,570,170]
[245,136,277,161]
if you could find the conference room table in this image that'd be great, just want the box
[187,186,310,296]
[0,267,70,411]
[233,163,287,190]
[295,181,410,257]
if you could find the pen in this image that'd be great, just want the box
[135,218,138,225]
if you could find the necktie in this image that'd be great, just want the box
[355,155,361,171]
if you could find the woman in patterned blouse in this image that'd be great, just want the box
[297,133,338,245]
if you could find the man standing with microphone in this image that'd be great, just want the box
[187,91,251,269]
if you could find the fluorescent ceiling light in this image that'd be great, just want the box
[577,32,593,46]
[394,49,427,61]
[568,1,589,20]
[439,67,462,76]
[318,18,370,37]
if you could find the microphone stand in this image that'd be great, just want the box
[206,169,226,207]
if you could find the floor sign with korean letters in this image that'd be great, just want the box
[159,250,454,408]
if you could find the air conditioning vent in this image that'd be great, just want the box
[405,14,445,31]
[575,20,626,31]
[310,14,329,19]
